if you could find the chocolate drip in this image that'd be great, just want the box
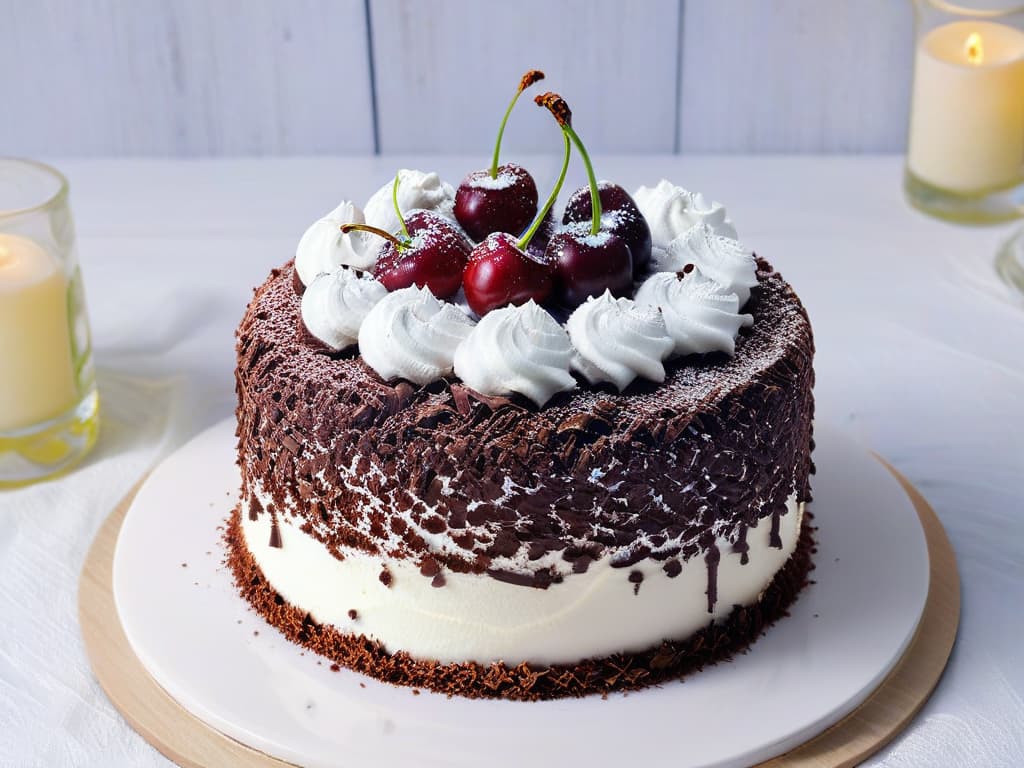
[769,509,783,549]
[733,524,750,565]
[487,567,559,589]
[705,543,721,613]
[269,517,283,548]
[628,570,644,595]
[418,556,441,578]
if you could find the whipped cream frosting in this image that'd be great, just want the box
[358,285,475,385]
[295,201,378,285]
[566,291,674,390]
[633,180,738,255]
[297,176,762,397]
[454,301,576,406]
[363,169,456,237]
[653,222,759,305]
[300,267,387,351]
[634,269,753,356]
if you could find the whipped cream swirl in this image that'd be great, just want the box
[634,269,753,356]
[653,222,759,305]
[358,285,475,385]
[566,291,674,390]
[454,301,576,406]
[295,201,379,285]
[300,268,387,351]
[633,180,738,255]
[364,169,456,237]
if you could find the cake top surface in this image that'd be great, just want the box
[296,172,760,406]
[253,254,808,430]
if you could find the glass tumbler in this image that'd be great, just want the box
[0,158,98,488]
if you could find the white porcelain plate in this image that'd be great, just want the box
[113,420,930,768]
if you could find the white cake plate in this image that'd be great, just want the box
[108,421,932,768]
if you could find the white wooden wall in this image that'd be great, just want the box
[0,0,914,156]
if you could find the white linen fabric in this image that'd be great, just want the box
[0,157,1021,767]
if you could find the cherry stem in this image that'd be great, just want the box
[564,125,601,236]
[340,223,406,250]
[518,132,570,251]
[391,173,410,240]
[490,71,544,179]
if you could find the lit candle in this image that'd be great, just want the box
[907,20,1024,194]
[0,233,78,432]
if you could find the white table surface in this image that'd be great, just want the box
[1,156,1021,767]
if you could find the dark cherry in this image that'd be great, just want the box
[454,164,538,242]
[527,91,635,308]
[563,182,652,276]
[462,232,554,316]
[563,181,634,221]
[546,222,633,309]
[372,211,471,299]
[454,70,545,242]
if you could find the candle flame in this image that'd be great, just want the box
[965,32,984,65]
[0,245,11,268]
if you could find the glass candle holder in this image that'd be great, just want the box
[905,0,1024,223]
[0,158,98,488]
[995,226,1024,292]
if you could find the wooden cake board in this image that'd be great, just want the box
[79,460,959,768]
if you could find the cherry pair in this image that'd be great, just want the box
[462,90,651,315]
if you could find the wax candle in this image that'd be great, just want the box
[0,233,78,432]
[907,20,1024,194]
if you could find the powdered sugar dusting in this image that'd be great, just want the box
[469,172,518,191]
[580,230,613,247]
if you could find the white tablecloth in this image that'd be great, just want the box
[1,156,1021,767]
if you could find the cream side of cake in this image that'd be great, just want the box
[242,490,803,666]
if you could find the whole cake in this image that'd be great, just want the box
[227,81,815,700]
